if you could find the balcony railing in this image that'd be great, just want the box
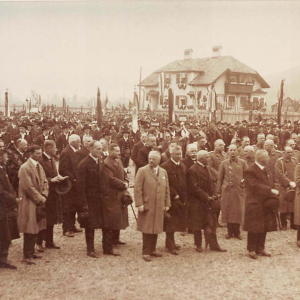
[225,83,253,94]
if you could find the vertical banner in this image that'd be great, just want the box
[168,88,174,123]
[5,91,8,117]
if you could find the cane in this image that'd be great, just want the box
[276,211,282,231]
[130,204,137,222]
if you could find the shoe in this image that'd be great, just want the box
[210,246,227,252]
[103,250,121,256]
[196,246,202,253]
[218,222,226,228]
[37,245,45,252]
[46,243,61,249]
[72,227,83,233]
[282,226,287,231]
[249,251,258,259]
[63,231,74,237]
[32,254,42,259]
[174,244,181,250]
[169,249,179,255]
[291,224,298,230]
[143,255,152,262]
[150,252,163,257]
[256,250,271,257]
[23,258,35,265]
[87,251,98,258]
[225,234,232,239]
[114,240,126,245]
[236,234,242,240]
[0,262,17,269]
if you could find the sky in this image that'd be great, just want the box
[0,0,300,107]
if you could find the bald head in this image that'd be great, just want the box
[214,139,225,153]
[197,150,209,165]
[243,145,254,158]
[255,150,269,166]
[264,139,274,153]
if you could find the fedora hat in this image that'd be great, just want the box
[55,178,72,195]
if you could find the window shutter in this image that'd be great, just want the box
[176,74,180,84]
[176,96,179,106]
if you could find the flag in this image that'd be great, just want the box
[29,99,32,112]
[105,94,108,107]
[133,90,139,109]
[5,91,8,117]
[97,87,103,127]
[168,88,174,123]
[160,72,164,106]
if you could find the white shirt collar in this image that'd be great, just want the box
[255,162,265,170]
[197,161,205,167]
[103,151,109,156]
[171,158,180,166]
[89,154,98,163]
[43,152,51,160]
[70,145,77,153]
[152,166,159,174]
[30,157,39,166]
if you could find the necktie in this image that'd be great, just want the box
[36,164,41,179]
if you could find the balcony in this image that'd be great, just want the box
[225,83,253,94]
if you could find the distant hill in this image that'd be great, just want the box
[265,65,300,109]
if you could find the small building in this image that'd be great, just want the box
[139,46,269,112]
[271,97,300,113]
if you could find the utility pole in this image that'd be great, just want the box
[138,67,142,111]
[278,79,284,125]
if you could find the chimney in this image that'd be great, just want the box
[184,48,193,59]
[212,45,222,58]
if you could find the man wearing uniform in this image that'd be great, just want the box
[253,133,265,154]
[217,144,247,240]
[264,140,282,180]
[275,146,298,231]
[117,129,132,173]
[237,136,250,159]
[286,139,300,162]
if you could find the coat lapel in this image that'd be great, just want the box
[28,159,40,185]
[148,165,158,181]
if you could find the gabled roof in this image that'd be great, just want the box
[139,73,158,87]
[139,55,269,88]
[147,90,159,96]
[253,89,267,94]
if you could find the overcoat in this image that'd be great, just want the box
[0,164,19,244]
[56,133,69,154]
[217,158,247,224]
[134,165,171,234]
[187,163,214,230]
[40,153,62,225]
[77,146,90,162]
[161,159,187,232]
[59,145,79,212]
[18,159,49,234]
[77,155,104,229]
[243,163,278,233]
[103,156,129,230]
[181,155,196,170]
[294,164,300,225]
[275,157,297,213]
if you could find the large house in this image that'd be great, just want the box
[139,46,269,112]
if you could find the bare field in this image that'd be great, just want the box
[1,165,300,300]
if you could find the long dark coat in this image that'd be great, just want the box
[40,153,62,225]
[187,163,214,230]
[34,134,55,150]
[77,156,104,229]
[59,145,79,212]
[56,133,69,154]
[0,164,19,244]
[161,159,187,232]
[77,146,90,162]
[103,156,129,230]
[136,146,152,172]
[181,155,197,170]
[243,164,278,233]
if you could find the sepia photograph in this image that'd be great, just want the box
[1,1,300,299]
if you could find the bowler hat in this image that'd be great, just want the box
[55,178,72,195]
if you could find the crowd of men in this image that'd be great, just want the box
[1,110,300,268]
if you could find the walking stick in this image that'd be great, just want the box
[130,204,137,222]
[276,211,282,231]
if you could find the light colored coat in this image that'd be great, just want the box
[134,165,171,234]
[18,159,49,234]
[217,158,247,224]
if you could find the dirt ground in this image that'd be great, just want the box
[1,164,300,300]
